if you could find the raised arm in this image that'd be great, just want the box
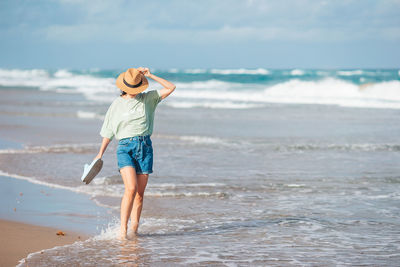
[138,67,176,99]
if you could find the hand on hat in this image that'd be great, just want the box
[137,67,151,77]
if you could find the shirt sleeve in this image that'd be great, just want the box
[145,90,162,110]
[100,104,115,140]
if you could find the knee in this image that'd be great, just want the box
[135,193,144,203]
[124,186,137,197]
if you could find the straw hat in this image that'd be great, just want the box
[116,68,149,94]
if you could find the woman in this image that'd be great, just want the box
[94,67,176,239]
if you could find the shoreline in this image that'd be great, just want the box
[0,219,87,267]
[0,174,112,266]
[0,175,111,235]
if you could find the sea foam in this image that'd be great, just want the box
[171,78,400,109]
[337,70,364,76]
[210,68,270,75]
[1,68,400,109]
[290,69,305,76]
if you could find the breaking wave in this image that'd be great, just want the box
[172,78,400,109]
[1,68,399,109]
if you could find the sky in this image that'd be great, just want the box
[0,0,399,69]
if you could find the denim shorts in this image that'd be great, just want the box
[116,135,153,174]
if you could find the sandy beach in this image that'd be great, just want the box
[0,219,85,267]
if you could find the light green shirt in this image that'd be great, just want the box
[100,90,162,140]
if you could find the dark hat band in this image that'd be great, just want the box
[123,78,143,88]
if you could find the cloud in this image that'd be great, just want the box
[0,0,400,45]
[41,23,400,45]
[1,0,399,68]
[32,0,400,45]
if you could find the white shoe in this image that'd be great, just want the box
[81,158,103,184]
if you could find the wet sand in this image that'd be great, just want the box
[0,219,86,267]
[0,174,110,266]
[0,175,110,235]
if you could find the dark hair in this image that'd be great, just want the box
[120,90,127,96]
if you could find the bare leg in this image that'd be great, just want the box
[119,166,137,239]
[130,174,149,234]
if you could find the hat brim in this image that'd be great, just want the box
[116,72,149,94]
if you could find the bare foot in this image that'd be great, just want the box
[119,228,127,240]
[131,222,139,233]
[127,231,138,239]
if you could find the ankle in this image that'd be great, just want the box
[131,222,139,232]
[119,229,127,240]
